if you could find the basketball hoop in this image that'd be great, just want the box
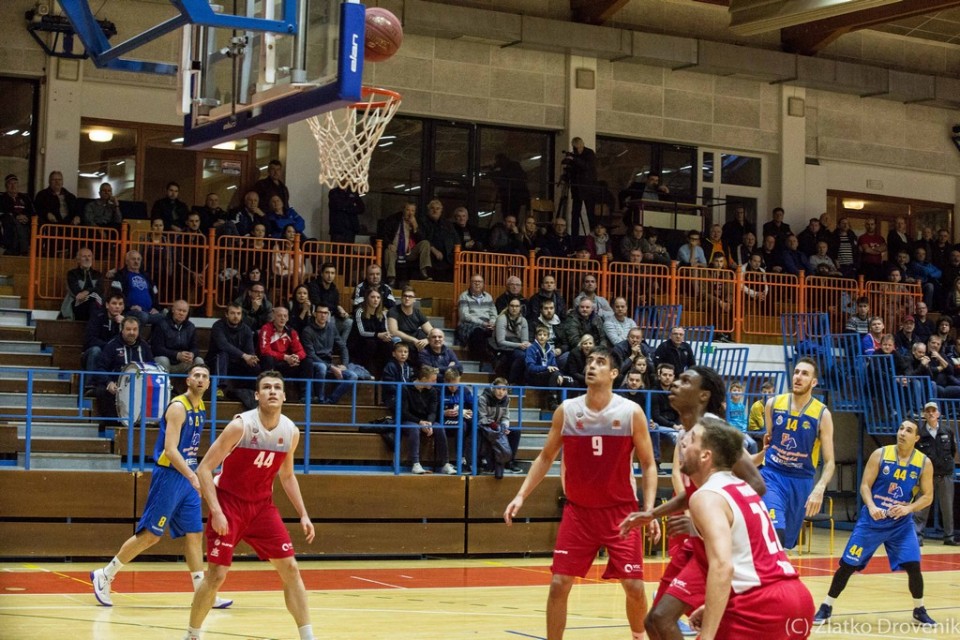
[307,86,402,195]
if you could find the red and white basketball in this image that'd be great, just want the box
[364,7,403,63]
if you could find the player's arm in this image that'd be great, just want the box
[859,448,886,520]
[751,396,775,466]
[504,406,564,525]
[807,408,836,517]
[196,417,245,536]
[630,405,661,542]
[688,490,734,640]
[890,458,934,519]
[161,401,199,491]
[277,429,315,543]
[732,448,766,496]
[670,433,685,494]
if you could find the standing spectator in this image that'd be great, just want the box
[451,206,484,252]
[833,217,859,278]
[419,199,458,279]
[387,286,434,355]
[930,228,953,273]
[0,174,35,255]
[721,205,755,260]
[151,300,204,374]
[456,274,497,360]
[253,159,290,210]
[858,218,887,282]
[382,203,432,285]
[556,298,608,356]
[62,247,103,321]
[257,307,309,399]
[84,182,122,231]
[347,288,393,378]
[328,186,364,244]
[300,304,356,405]
[572,274,613,320]
[887,216,910,265]
[796,217,829,257]
[564,137,599,238]
[494,275,526,315]
[150,182,189,231]
[403,365,455,475]
[351,263,397,311]
[492,298,530,383]
[107,250,160,325]
[654,326,695,374]
[34,170,79,227]
[419,328,463,376]
[526,273,567,324]
[603,297,638,346]
[488,153,530,219]
[206,304,260,398]
[677,229,707,267]
[762,206,792,248]
[306,262,352,342]
[913,402,958,546]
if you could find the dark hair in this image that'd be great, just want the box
[107,292,125,304]
[796,356,819,378]
[698,416,744,470]
[688,365,726,416]
[256,370,285,389]
[590,347,621,374]
[166,181,180,190]
[392,341,409,352]
[657,362,675,374]
[321,262,336,272]
[268,159,282,167]
[188,363,211,376]
[121,315,140,329]
[856,295,869,306]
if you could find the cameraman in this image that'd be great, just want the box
[562,137,599,239]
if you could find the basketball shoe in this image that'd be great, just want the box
[91,568,112,606]
[813,603,832,624]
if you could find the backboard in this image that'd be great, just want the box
[179,0,365,149]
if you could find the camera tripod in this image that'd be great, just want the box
[556,176,591,237]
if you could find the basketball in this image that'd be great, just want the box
[364,7,403,63]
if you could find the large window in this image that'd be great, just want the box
[595,137,698,211]
[0,77,41,194]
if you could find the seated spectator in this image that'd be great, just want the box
[492,298,529,383]
[677,229,707,267]
[257,306,309,399]
[175,212,208,303]
[632,355,655,388]
[93,316,153,425]
[943,269,960,319]
[420,199,458,279]
[83,182,122,231]
[619,223,645,262]
[328,186,364,244]
[518,215,544,257]
[351,263,397,311]
[388,286,434,355]
[273,223,312,285]
[476,378,518,477]
[778,234,811,276]
[703,254,734,340]
[539,217,574,257]
[808,241,841,276]
[796,217,829,257]
[526,273,567,325]
[703,224,725,263]
[529,298,562,357]
[287,285,314,335]
[419,328,463,376]
[451,206,484,252]
[486,214,521,254]
[730,231,758,267]
[107,250,160,325]
[233,265,269,306]
[141,218,173,289]
[726,382,756,454]
[935,316,954,345]
[927,335,952,384]
[584,223,610,260]
[556,298,608,358]
[572,274,613,320]
[62,247,103,321]
[603,296,637,346]
[721,205,755,261]
[832,217,859,278]
[562,334,595,389]
[845,296,871,335]
[649,363,681,464]
[495,275,526,315]
[907,247,941,310]
[301,304,356,405]
[896,315,920,356]
[240,281,273,331]
[612,327,655,384]
[403,365,455,475]
[227,191,266,237]
[654,326,695,374]
[758,234,782,272]
[193,192,236,236]
[740,252,769,308]
[151,300,204,374]
[82,292,126,391]
[748,380,775,435]
[306,262,353,342]
[254,159,290,209]
[0,174,35,256]
[150,182,189,230]
[861,316,885,355]
[440,370,474,462]
[207,304,261,398]
[382,341,414,413]
[382,203,432,285]
[456,274,497,360]
[34,170,79,227]
[265,195,305,239]
[642,227,671,266]
[914,302,936,343]
[347,288,394,378]
[524,324,566,410]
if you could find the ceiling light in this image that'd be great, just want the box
[213,140,237,150]
[171,137,185,144]
[88,129,113,143]
[842,199,865,210]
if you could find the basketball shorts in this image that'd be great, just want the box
[552,501,644,580]
[205,490,295,566]
[760,468,814,549]
[657,538,706,612]
[136,465,202,539]
[715,578,814,640]
[843,508,920,571]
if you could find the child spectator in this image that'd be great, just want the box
[441,369,474,451]
[726,382,756,454]
[524,325,566,410]
[381,342,413,415]
[748,380,775,450]
[477,378,515,479]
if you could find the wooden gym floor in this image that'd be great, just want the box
[3,529,960,639]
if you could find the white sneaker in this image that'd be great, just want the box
[212,595,233,609]
[91,568,112,606]
[411,463,426,474]
[441,463,457,475]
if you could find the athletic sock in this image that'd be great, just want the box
[186,626,201,640]
[298,624,314,640]
[191,571,204,591]
[914,598,924,608]
[103,557,124,581]
[823,596,836,606]
[632,632,645,640]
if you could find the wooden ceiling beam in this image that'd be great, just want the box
[571,0,631,25]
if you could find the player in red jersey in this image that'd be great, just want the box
[682,416,813,639]
[185,371,316,640]
[620,366,765,639]
[504,348,661,640]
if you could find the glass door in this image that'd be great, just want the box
[195,153,248,212]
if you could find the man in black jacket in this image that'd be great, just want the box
[34,170,80,227]
[306,262,353,342]
[83,292,126,380]
[63,247,103,321]
[654,326,696,375]
[913,401,958,546]
[402,365,455,475]
[301,304,356,405]
[151,300,203,374]
[94,316,154,424]
[206,304,261,395]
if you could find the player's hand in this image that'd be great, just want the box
[805,488,825,518]
[868,505,887,520]
[210,511,229,536]
[504,496,523,525]
[646,517,661,544]
[665,514,694,538]
[887,505,909,519]
[619,511,654,536]
[689,605,705,631]
[187,471,200,492]
[301,515,316,543]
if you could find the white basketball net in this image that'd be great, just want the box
[307,87,401,195]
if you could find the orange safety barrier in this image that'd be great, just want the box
[531,256,603,316]
[676,266,736,335]
[804,275,859,333]
[739,270,799,339]
[28,219,123,308]
[301,239,380,311]
[603,261,671,313]
[212,234,310,311]
[452,248,528,325]
[130,228,215,310]
[866,280,921,335]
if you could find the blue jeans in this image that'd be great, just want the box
[310,360,358,403]
[649,426,680,462]
[405,421,448,467]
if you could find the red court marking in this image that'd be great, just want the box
[3,555,959,596]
